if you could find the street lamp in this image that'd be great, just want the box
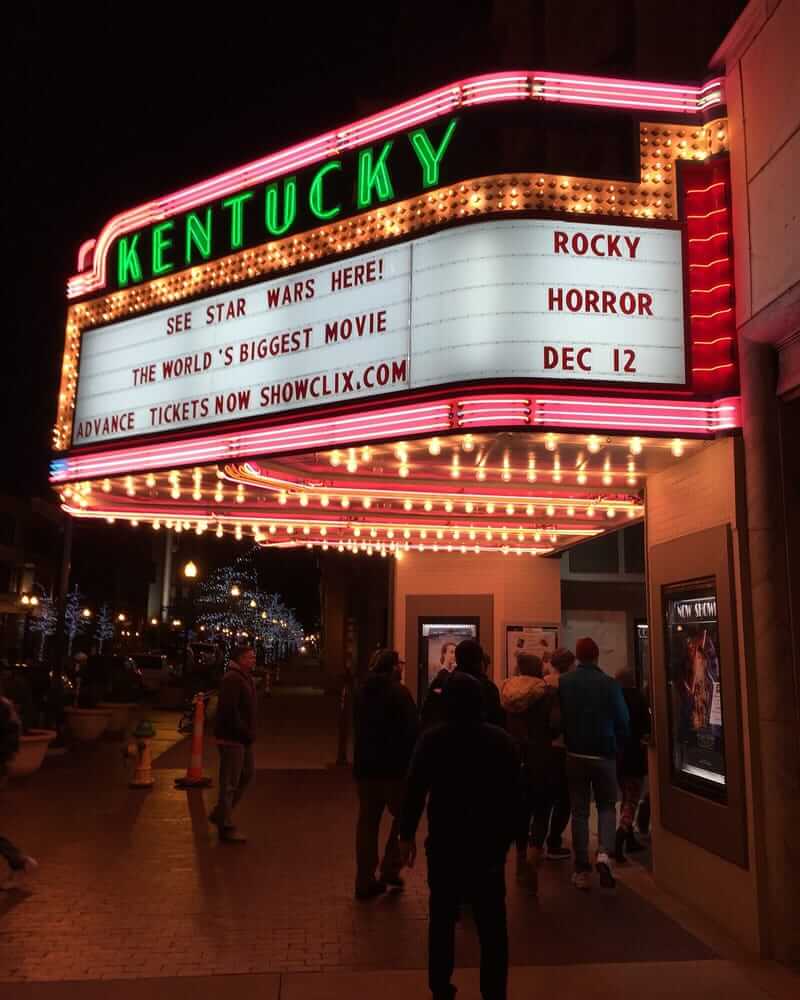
[81,608,92,619]
[117,613,126,623]
[230,584,241,597]
[183,560,198,579]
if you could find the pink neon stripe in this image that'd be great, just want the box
[67,70,724,298]
[688,231,729,244]
[51,393,742,483]
[686,181,726,196]
[689,257,730,269]
[689,307,733,319]
[690,283,732,294]
[694,337,734,346]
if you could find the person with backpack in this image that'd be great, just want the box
[0,688,38,890]
[500,652,560,892]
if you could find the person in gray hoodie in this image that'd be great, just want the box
[500,653,559,892]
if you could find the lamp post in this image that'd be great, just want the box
[182,561,200,673]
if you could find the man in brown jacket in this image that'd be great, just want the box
[209,645,257,843]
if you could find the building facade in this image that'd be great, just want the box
[49,6,798,961]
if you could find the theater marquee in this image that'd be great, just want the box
[72,218,686,446]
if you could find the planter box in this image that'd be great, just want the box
[97,702,139,737]
[64,707,112,742]
[7,729,57,777]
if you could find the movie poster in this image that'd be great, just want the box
[505,625,559,679]
[664,580,726,798]
[421,622,478,688]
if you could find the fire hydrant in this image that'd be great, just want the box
[125,719,156,788]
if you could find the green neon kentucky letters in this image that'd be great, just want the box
[222,191,254,249]
[265,176,298,236]
[152,222,175,276]
[309,161,342,221]
[409,118,458,188]
[117,234,143,287]
[185,209,213,263]
[357,141,395,209]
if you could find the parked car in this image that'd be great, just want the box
[133,652,173,692]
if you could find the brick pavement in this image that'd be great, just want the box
[1,687,716,985]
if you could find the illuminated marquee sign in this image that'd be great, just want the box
[72,217,686,447]
[111,119,459,290]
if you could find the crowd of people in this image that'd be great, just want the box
[1,637,651,999]
[351,636,651,1000]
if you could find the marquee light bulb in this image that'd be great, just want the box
[354,527,361,537]
[215,489,224,503]
[464,501,474,513]
[506,504,515,516]
[303,526,311,536]
[567,506,575,517]
[362,497,372,509]
[216,524,224,538]
[403,529,411,539]
[153,520,161,530]
[486,503,495,514]
[399,465,410,478]
[607,508,617,519]
[630,437,643,455]
[587,506,595,518]
[362,446,372,463]
[550,533,558,544]
[320,494,330,506]
[403,499,413,511]
[428,438,442,456]
[444,501,454,513]
[462,434,475,452]
[193,490,202,501]
[587,435,601,454]
[424,500,433,512]
[545,434,557,452]
[502,469,512,482]
[102,479,111,493]
[577,472,587,485]
[330,450,342,467]
[627,508,637,519]
[546,504,555,517]
[476,468,487,481]
[146,474,156,488]
[341,496,350,508]
[485,530,493,541]
[603,473,613,486]
[534,531,542,542]
[171,488,181,500]
[346,459,358,473]
[671,438,685,457]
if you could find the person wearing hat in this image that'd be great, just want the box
[398,670,519,1000]
[558,637,629,891]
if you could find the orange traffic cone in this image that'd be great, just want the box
[175,693,212,789]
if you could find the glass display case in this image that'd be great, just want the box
[664,579,726,801]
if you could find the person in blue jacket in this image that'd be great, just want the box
[558,637,629,891]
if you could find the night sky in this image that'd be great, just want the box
[3,1,745,622]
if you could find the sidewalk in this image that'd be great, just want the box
[1,688,797,998]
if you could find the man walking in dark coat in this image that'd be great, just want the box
[353,649,418,900]
[421,638,505,730]
[399,672,520,1000]
[209,644,257,843]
